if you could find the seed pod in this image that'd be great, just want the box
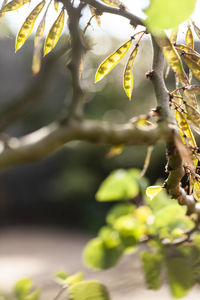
[95,39,132,83]
[192,21,200,40]
[123,45,138,100]
[185,25,194,49]
[32,40,42,75]
[0,0,8,20]
[100,0,126,8]
[16,0,45,51]
[1,0,30,12]
[54,0,59,12]
[44,9,65,56]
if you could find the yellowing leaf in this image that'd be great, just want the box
[123,45,138,100]
[106,144,124,158]
[1,0,30,12]
[95,39,132,83]
[15,0,45,52]
[146,186,162,200]
[44,9,65,56]
[54,0,59,12]
[135,206,152,223]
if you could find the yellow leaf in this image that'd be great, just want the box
[146,186,162,200]
[95,39,132,83]
[123,45,138,100]
[1,0,30,12]
[135,206,152,223]
[15,0,45,52]
[44,9,65,56]
[106,145,124,158]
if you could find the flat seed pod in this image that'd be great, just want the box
[95,39,132,83]
[185,103,200,134]
[175,44,200,57]
[180,52,200,81]
[192,21,200,40]
[123,45,138,100]
[170,27,178,44]
[54,0,59,12]
[0,0,8,20]
[175,110,198,167]
[32,40,42,75]
[193,180,200,201]
[155,35,188,86]
[1,0,30,12]
[34,12,46,47]
[16,0,45,52]
[185,26,194,49]
[100,0,125,8]
[44,9,65,56]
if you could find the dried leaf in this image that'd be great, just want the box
[89,5,101,27]
[95,39,132,83]
[16,0,45,52]
[174,134,194,172]
[106,145,124,159]
[123,45,138,100]
[184,103,200,134]
[44,9,65,56]
[1,0,30,12]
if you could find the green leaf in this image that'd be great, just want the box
[96,169,139,202]
[66,272,84,285]
[55,270,69,285]
[83,237,123,270]
[146,186,162,200]
[68,281,110,300]
[106,203,135,225]
[98,226,121,248]
[14,278,32,300]
[166,257,194,298]
[24,289,40,300]
[140,251,163,290]
[145,0,197,31]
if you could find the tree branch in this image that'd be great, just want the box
[0,119,169,170]
[79,0,144,27]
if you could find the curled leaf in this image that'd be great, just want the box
[123,45,138,100]
[44,9,65,56]
[16,0,45,52]
[95,39,132,83]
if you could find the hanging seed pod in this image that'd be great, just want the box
[15,0,45,51]
[44,9,65,56]
[95,39,132,83]
[1,0,30,12]
[123,45,138,100]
